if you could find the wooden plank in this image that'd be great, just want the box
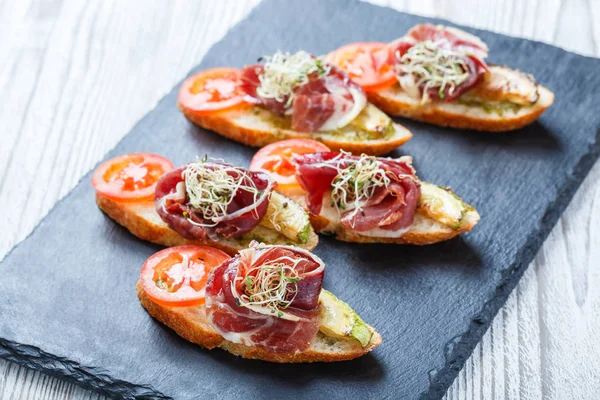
[0,0,260,399]
[0,0,597,399]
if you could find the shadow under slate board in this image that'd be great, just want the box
[1,0,599,399]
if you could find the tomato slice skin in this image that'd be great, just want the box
[178,68,248,116]
[249,139,330,196]
[140,245,230,308]
[327,42,397,92]
[91,153,174,202]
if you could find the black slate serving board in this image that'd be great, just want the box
[1,1,599,399]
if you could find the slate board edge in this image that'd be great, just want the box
[0,3,279,399]
[0,0,599,398]
[0,337,167,399]
[424,132,600,398]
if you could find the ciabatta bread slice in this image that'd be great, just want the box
[289,182,480,245]
[137,283,382,363]
[96,193,318,256]
[368,66,554,132]
[181,103,412,156]
[309,209,480,245]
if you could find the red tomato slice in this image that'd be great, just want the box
[327,42,397,91]
[249,139,330,196]
[91,153,174,202]
[140,245,230,307]
[178,68,248,115]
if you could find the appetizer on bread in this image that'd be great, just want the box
[138,243,381,362]
[250,139,479,245]
[328,24,554,131]
[92,153,317,255]
[178,51,412,155]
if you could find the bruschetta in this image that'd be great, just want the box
[327,24,554,131]
[137,243,381,362]
[92,153,317,255]
[250,139,480,245]
[178,51,412,156]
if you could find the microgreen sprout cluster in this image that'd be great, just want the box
[311,152,392,226]
[396,39,471,103]
[257,50,330,108]
[182,160,263,227]
[235,256,303,317]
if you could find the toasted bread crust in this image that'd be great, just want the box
[138,283,224,349]
[309,211,479,245]
[137,283,382,363]
[289,194,480,245]
[368,85,554,132]
[181,106,412,156]
[96,193,318,256]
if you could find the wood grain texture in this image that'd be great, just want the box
[0,0,597,399]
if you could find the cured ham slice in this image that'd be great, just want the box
[240,62,365,133]
[294,152,421,232]
[240,65,288,115]
[340,180,420,231]
[155,163,273,240]
[392,24,490,102]
[205,244,325,353]
[395,24,489,59]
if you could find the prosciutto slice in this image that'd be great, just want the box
[154,163,273,240]
[294,152,421,232]
[240,63,364,133]
[395,24,489,59]
[392,24,490,102]
[205,244,325,353]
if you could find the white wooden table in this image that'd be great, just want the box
[1,0,598,398]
